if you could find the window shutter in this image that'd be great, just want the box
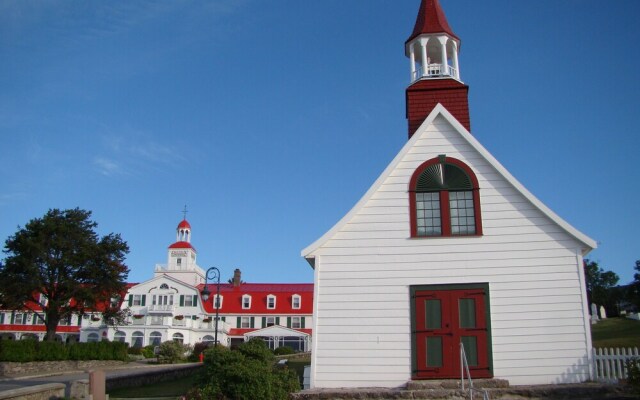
[276,317,280,325]
[32,314,37,325]
[0,313,4,324]
[237,317,241,328]
[287,317,291,328]
[128,295,133,307]
[10,313,15,324]
[262,317,266,327]
[250,317,255,328]
[141,295,146,306]
[180,295,185,307]
[301,317,305,329]
[221,316,226,322]
[193,295,198,307]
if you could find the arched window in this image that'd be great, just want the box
[87,333,100,343]
[266,295,276,309]
[242,295,251,309]
[172,333,184,344]
[202,335,215,343]
[409,155,482,237]
[114,331,126,343]
[149,331,162,346]
[132,331,144,348]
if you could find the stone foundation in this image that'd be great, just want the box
[0,360,128,377]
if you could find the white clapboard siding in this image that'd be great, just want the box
[305,109,594,388]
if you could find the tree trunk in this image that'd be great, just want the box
[44,314,60,342]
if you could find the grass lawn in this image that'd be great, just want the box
[108,374,199,398]
[591,317,640,348]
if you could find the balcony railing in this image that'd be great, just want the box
[147,304,175,313]
[411,63,457,83]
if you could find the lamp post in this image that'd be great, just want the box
[200,267,221,346]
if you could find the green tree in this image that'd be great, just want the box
[584,259,619,313]
[0,208,129,341]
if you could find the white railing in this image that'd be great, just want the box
[460,342,489,400]
[593,347,639,382]
[411,63,457,83]
[147,304,175,312]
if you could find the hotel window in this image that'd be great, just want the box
[240,316,252,328]
[290,316,302,329]
[267,295,276,309]
[266,316,276,327]
[292,295,301,309]
[214,294,223,309]
[410,155,482,237]
[242,295,252,309]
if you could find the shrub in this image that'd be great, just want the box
[0,340,37,362]
[626,358,640,391]
[156,340,191,364]
[141,345,155,359]
[274,346,295,356]
[188,341,213,362]
[190,338,300,400]
[0,340,127,362]
[37,341,68,361]
[127,346,142,355]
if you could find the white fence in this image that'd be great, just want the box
[592,347,639,382]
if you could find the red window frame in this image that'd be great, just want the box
[409,156,483,237]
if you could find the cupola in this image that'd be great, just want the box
[405,0,470,138]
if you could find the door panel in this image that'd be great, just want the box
[413,287,491,379]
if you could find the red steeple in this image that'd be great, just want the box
[406,0,459,44]
[405,0,470,138]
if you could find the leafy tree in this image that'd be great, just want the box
[584,259,619,313]
[0,208,129,341]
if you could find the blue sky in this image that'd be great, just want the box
[1,0,638,285]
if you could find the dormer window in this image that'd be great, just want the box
[242,295,251,309]
[214,294,223,309]
[292,295,301,310]
[267,295,276,309]
[409,156,482,237]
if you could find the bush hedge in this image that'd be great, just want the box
[0,340,128,362]
[188,338,299,400]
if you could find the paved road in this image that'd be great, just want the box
[0,362,199,397]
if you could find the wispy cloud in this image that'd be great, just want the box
[93,157,126,177]
[94,127,186,178]
[0,191,27,206]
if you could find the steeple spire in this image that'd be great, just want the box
[406,0,459,44]
[405,0,470,138]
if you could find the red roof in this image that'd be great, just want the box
[168,241,195,251]
[198,283,313,314]
[0,325,80,333]
[406,0,459,43]
[177,219,191,229]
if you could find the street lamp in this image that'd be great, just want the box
[200,267,221,346]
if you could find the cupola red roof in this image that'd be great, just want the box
[168,241,195,251]
[406,0,459,44]
[177,219,191,230]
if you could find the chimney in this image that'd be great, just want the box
[233,269,242,287]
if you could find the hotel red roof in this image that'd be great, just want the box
[198,282,313,315]
[406,0,459,43]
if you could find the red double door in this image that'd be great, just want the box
[413,288,491,379]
